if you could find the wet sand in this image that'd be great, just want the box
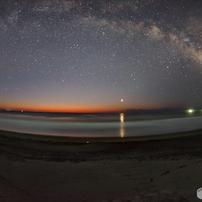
[1,129,202,201]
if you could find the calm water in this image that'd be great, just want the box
[0,112,202,138]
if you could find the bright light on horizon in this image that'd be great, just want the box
[187,109,194,113]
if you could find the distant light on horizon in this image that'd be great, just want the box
[187,109,194,113]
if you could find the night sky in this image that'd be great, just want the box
[0,0,201,113]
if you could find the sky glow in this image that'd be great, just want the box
[0,0,201,113]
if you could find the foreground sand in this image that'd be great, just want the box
[1,129,202,201]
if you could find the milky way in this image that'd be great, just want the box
[0,0,201,112]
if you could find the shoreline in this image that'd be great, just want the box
[1,128,202,143]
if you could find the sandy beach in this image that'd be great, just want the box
[1,129,202,201]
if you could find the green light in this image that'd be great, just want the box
[187,109,194,113]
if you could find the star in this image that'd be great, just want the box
[0,0,201,113]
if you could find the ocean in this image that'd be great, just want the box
[0,112,202,138]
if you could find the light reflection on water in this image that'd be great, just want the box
[120,113,124,138]
[0,113,202,138]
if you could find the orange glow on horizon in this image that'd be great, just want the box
[0,101,177,113]
[1,105,127,113]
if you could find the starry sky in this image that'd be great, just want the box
[0,0,201,113]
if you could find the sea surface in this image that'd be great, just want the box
[0,112,202,138]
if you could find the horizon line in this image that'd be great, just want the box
[0,107,195,114]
